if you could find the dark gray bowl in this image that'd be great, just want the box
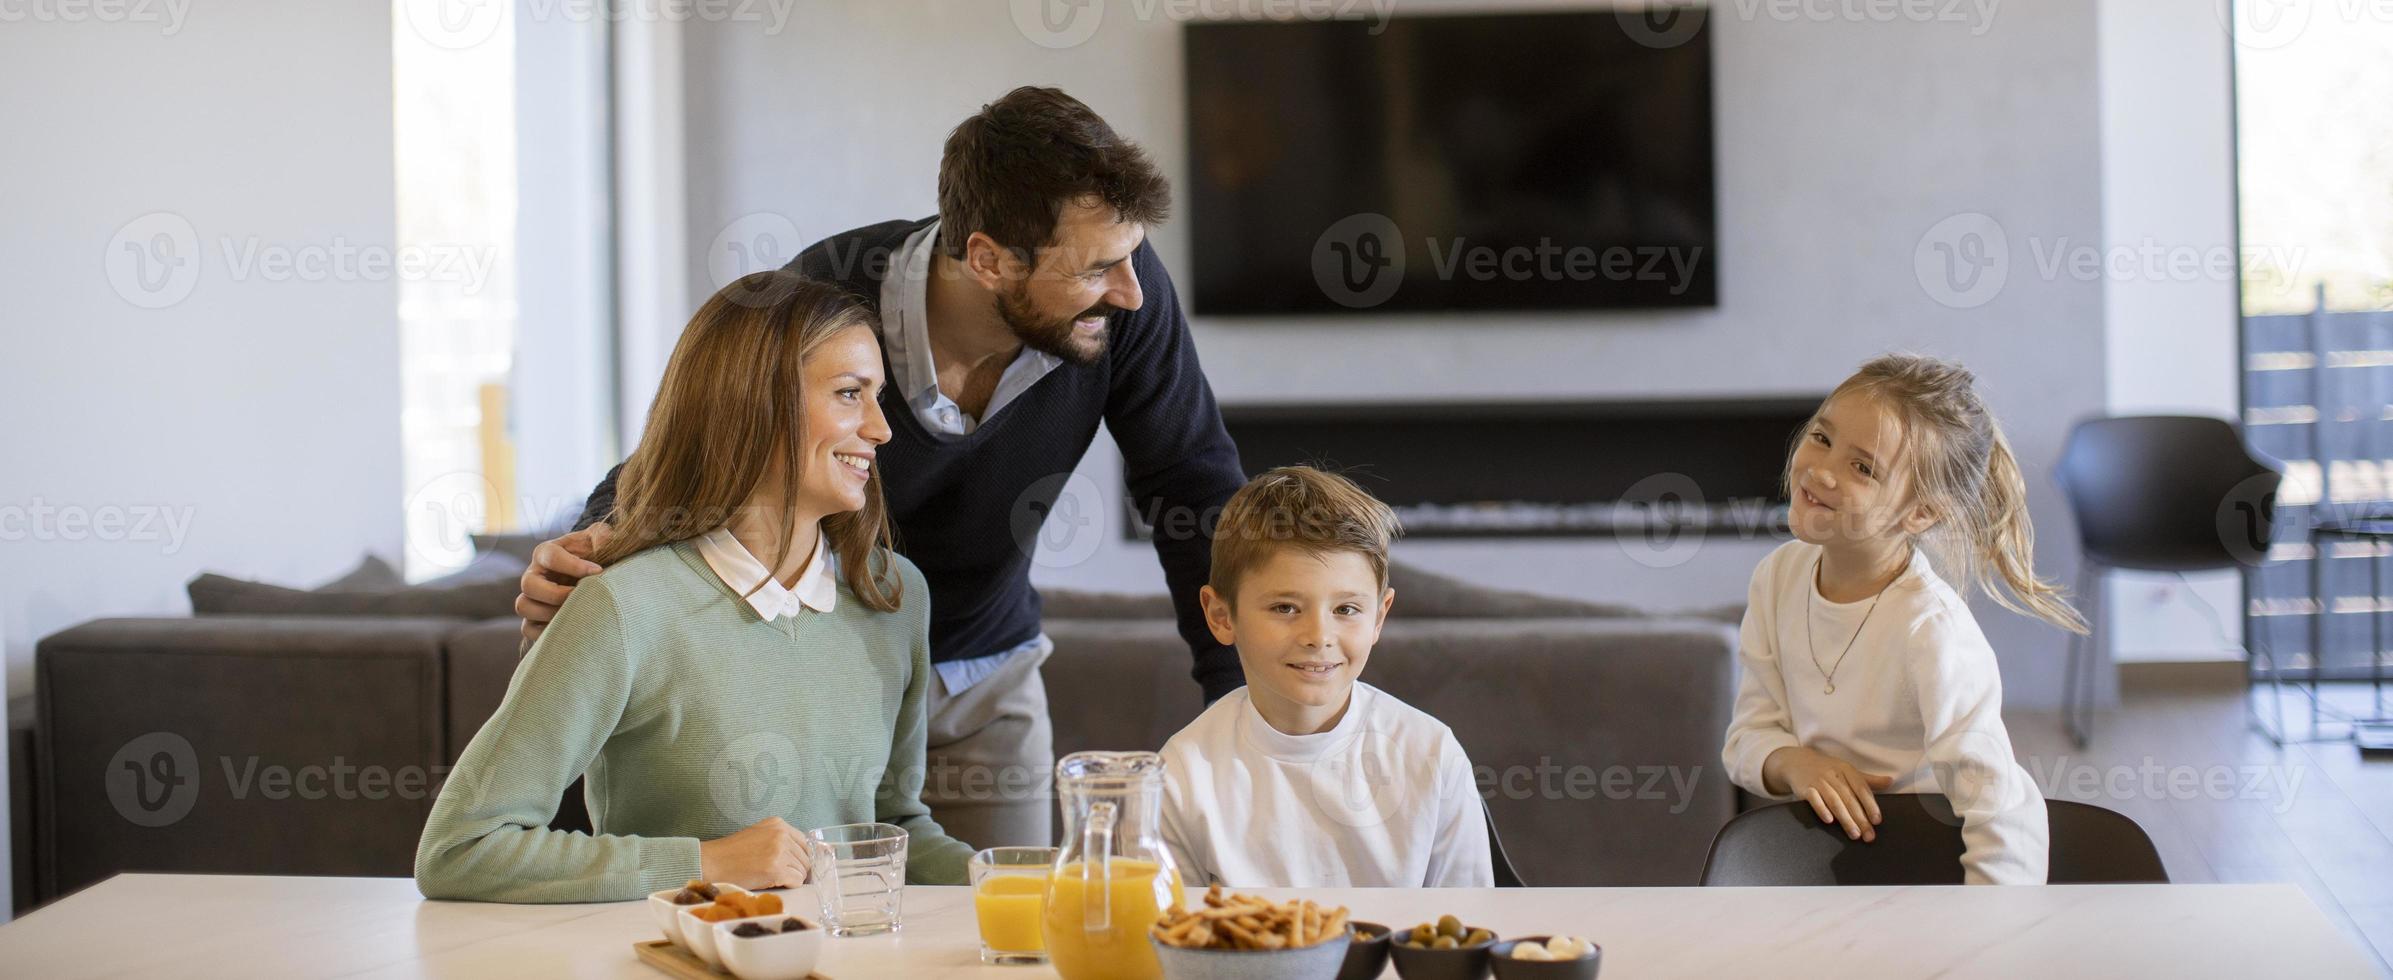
[1488,937,1601,980]
[1337,921,1393,980]
[1152,933,1353,980]
[1388,926,1498,980]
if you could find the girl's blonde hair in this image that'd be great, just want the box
[1810,353,2088,634]
[590,270,903,612]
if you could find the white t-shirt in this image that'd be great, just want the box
[1158,683,1493,888]
[1722,540,2049,885]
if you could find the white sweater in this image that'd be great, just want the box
[1158,683,1493,888]
[1722,540,2049,885]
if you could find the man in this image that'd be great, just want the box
[514,86,1246,848]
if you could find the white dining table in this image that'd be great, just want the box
[0,873,2378,978]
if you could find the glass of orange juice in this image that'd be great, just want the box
[969,846,1057,965]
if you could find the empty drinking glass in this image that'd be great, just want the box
[806,822,908,937]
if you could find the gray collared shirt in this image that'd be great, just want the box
[876,220,1061,694]
[876,220,1063,439]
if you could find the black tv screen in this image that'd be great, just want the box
[1184,10,1716,314]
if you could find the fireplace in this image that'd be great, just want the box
[1127,396,1824,539]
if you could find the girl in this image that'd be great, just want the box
[416,271,974,902]
[1722,353,2083,885]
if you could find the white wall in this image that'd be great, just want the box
[0,2,403,913]
[2097,0,2245,664]
[673,0,2111,707]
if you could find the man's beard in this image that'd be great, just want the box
[998,284,1112,366]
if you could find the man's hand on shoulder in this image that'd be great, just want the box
[517,522,614,649]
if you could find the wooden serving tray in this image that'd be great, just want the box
[632,940,831,980]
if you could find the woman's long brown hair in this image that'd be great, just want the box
[589,270,902,612]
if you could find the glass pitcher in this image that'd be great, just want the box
[1043,751,1187,980]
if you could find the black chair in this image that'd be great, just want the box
[1485,800,1525,887]
[1698,793,2167,886]
[2054,416,2281,747]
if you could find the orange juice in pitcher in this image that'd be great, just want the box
[1043,752,1186,980]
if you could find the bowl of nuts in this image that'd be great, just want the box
[1489,935,1600,979]
[1336,921,1393,980]
[1389,915,1498,980]
[1149,885,1354,980]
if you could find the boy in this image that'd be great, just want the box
[1157,466,1493,887]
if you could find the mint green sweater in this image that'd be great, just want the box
[414,539,975,902]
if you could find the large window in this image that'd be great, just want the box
[392,1,617,580]
[2236,3,2393,681]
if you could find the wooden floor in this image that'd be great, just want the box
[2008,678,2393,974]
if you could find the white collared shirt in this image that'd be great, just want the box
[877,220,1063,438]
[694,526,837,621]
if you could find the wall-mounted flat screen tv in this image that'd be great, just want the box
[1185,10,1717,314]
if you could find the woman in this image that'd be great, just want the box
[415,271,974,902]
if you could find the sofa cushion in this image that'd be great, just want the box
[318,555,404,592]
[1034,560,1643,621]
[188,573,516,619]
[1384,562,1643,619]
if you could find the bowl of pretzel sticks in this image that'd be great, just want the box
[1148,884,1356,980]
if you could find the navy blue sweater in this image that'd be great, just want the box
[577,218,1247,701]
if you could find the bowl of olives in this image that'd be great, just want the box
[1389,914,1498,980]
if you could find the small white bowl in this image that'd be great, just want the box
[650,883,744,949]
[675,886,760,970]
[712,912,824,980]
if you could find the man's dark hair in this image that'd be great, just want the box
[936,86,1171,262]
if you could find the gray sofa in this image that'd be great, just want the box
[18,564,1736,911]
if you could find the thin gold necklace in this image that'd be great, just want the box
[1807,555,1883,695]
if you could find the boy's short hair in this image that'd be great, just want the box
[1208,466,1401,601]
